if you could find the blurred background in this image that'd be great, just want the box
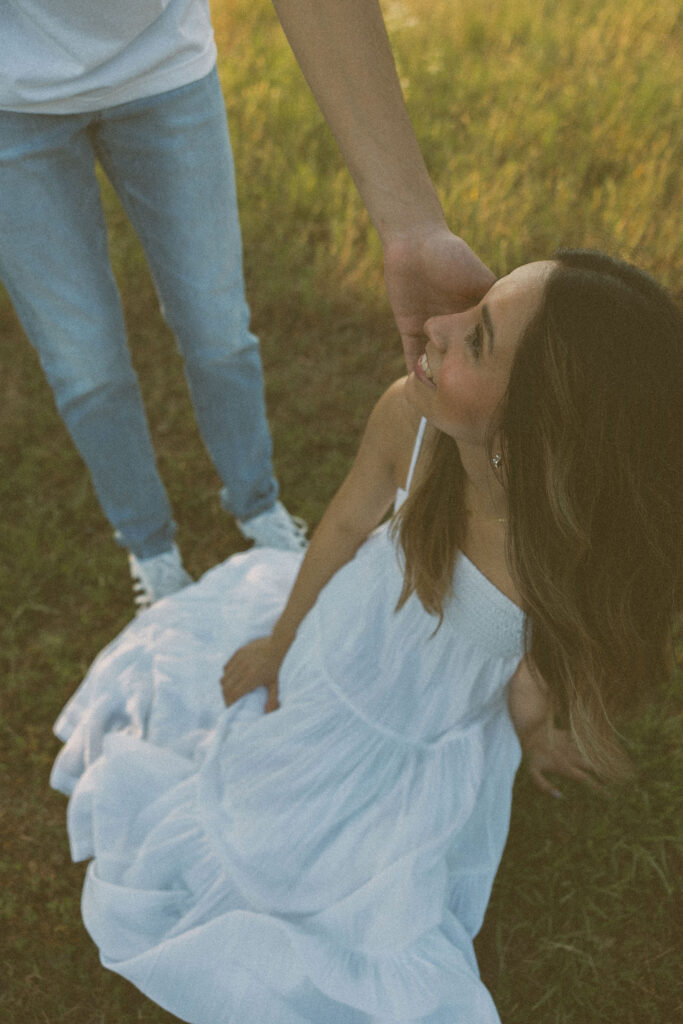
[1,1,680,1020]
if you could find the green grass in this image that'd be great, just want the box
[1,0,681,1020]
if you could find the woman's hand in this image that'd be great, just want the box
[521,720,602,798]
[221,637,282,713]
[508,658,603,798]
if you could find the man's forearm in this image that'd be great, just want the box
[272,0,446,240]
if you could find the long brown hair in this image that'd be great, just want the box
[394,250,683,778]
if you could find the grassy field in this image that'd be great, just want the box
[1,0,681,1020]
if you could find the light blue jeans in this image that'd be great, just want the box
[0,68,277,557]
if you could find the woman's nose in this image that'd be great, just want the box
[424,315,450,351]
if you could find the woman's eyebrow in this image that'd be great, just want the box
[482,304,495,355]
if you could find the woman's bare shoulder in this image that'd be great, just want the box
[370,377,421,438]
[369,378,432,488]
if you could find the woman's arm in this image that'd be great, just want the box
[508,658,598,797]
[270,0,495,368]
[221,380,419,710]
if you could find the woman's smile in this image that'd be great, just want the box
[415,350,436,386]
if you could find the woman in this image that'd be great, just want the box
[51,250,682,1023]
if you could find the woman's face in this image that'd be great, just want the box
[407,261,554,446]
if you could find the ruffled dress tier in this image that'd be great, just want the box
[52,438,526,1023]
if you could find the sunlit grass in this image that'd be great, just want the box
[1,1,680,1020]
[217,0,681,299]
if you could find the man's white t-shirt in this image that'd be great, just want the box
[0,0,217,113]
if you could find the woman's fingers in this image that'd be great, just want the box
[529,767,563,799]
[566,764,607,794]
[265,681,280,713]
[221,651,255,704]
[220,638,280,708]
[529,752,606,798]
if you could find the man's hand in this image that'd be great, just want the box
[272,0,495,370]
[384,227,496,370]
[221,637,282,713]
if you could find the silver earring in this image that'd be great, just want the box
[491,453,502,470]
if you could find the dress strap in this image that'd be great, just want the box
[405,417,427,493]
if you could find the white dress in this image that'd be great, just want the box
[51,422,526,1024]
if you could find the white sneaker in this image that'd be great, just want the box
[237,500,308,552]
[128,543,193,610]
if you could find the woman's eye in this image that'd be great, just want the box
[467,323,483,359]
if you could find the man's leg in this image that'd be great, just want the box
[94,68,279,523]
[0,109,176,559]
